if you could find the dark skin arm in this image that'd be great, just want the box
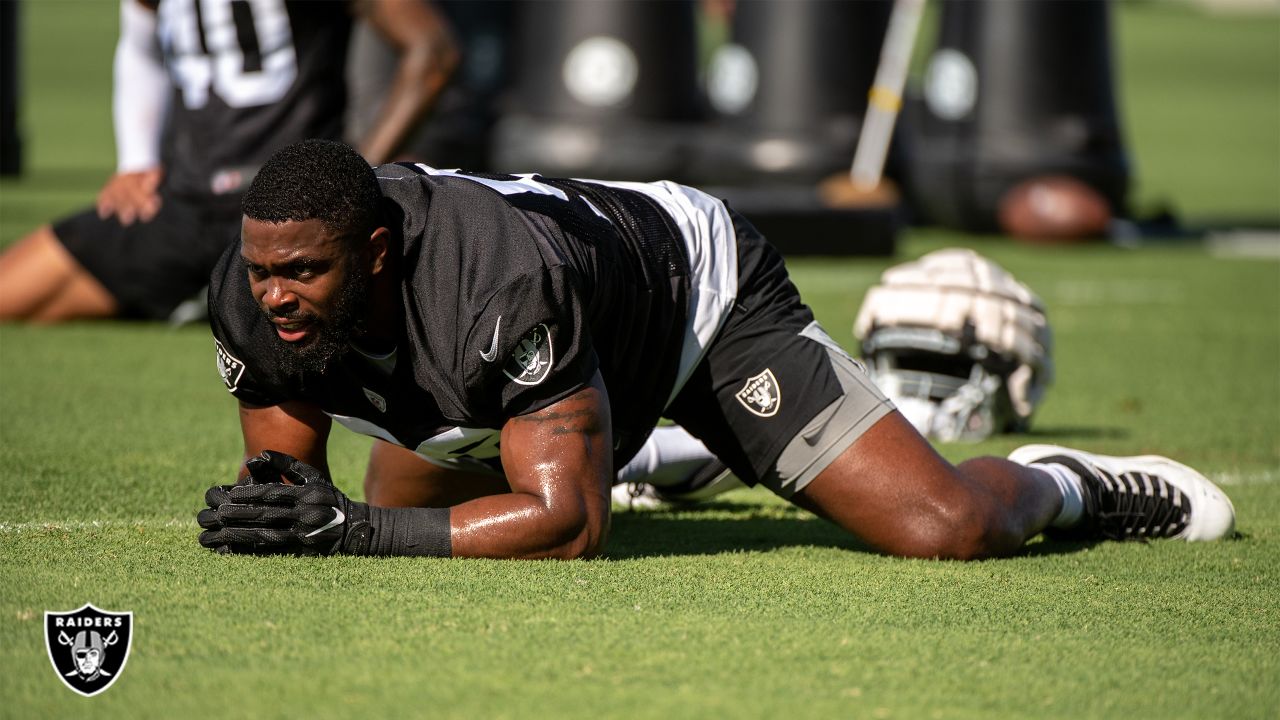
[356,0,460,164]
[235,372,614,560]
[451,372,614,559]
[236,400,334,483]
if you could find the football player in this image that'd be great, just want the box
[0,0,457,322]
[197,140,1236,559]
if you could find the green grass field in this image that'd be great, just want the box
[2,2,1278,718]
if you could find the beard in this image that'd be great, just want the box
[267,261,372,378]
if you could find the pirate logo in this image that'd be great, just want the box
[45,603,133,697]
[215,339,245,392]
[735,368,781,418]
[503,324,554,386]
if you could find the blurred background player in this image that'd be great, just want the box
[345,0,513,173]
[0,0,457,323]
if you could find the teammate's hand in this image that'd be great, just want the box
[96,168,164,226]
[197,450,370,556]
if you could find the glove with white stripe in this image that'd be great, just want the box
[197,450,372,556]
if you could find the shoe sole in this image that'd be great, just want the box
[1009,444,1236,542]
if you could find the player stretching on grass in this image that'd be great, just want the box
[197,140,1235,559]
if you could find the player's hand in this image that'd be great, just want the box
[96,168,164,226]
[197,450,370,556]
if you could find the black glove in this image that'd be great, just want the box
[197,450,372,556]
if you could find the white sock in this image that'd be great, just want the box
[615,425,716,487]
[1030,462,1086,528]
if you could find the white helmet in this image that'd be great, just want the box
[853,248,1053,442]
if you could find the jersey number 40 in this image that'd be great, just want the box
[159,0,297,110]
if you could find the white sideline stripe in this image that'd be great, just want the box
[1050,279,1182,306]
[0,519,192,533]
[1206,231,1280,260]
[1211,469,1280,486]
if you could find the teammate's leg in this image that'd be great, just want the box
[612,425,744,508]
[0,225,118,320]
[364,439,510,508]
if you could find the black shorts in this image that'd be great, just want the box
[665,208,892,491]
[53,192,242,319]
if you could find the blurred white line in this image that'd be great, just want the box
[1211,469,1280,486]
[1050,279,1182,306]
[1207,231,1280,259]
[0,518,191,533]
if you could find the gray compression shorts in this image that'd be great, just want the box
[761,325,895,497]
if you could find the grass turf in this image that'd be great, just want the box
[1,2,1278,718]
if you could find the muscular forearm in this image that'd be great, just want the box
[431,375,615,560]
[447,490,608,560]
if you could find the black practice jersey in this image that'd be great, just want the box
[156,0,352,198]
[210,165,740,471]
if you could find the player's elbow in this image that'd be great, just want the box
[543,498,610,560]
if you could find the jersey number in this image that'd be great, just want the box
[160,0,297,110]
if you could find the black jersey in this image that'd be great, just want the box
[156,0,352,198]
[210,165,739,470]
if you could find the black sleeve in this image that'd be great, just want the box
[460,265,600,420]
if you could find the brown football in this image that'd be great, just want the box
[997,175,1112,243]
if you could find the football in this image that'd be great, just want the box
[997,174,1113,243]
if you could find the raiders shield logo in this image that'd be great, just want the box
[215,339,245,392]
[45,603,133,697]
[503,324,554,386]
[735,368,781,418]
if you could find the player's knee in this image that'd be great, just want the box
[889,490,1016,561]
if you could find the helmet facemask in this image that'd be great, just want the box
[854,249,1053,442]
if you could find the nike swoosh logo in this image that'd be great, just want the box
[479,315,502,362]
[305,507,345,538]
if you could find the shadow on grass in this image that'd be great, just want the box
[604,502,1103,560]
[604,502,867,559]
[1018,538,1103,557]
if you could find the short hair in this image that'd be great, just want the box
[242,139,383,241]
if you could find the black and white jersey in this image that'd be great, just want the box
[156,0,352,198]
[210,165,738,471]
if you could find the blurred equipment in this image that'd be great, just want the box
[1,0,20,176]
[850,0,926,193]
[491,0,703,179]
[692,0,905,256]
[692,0,896,186]
[907,0,1129,234]
[998,174,1113,243]
[853,249,1053,442]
